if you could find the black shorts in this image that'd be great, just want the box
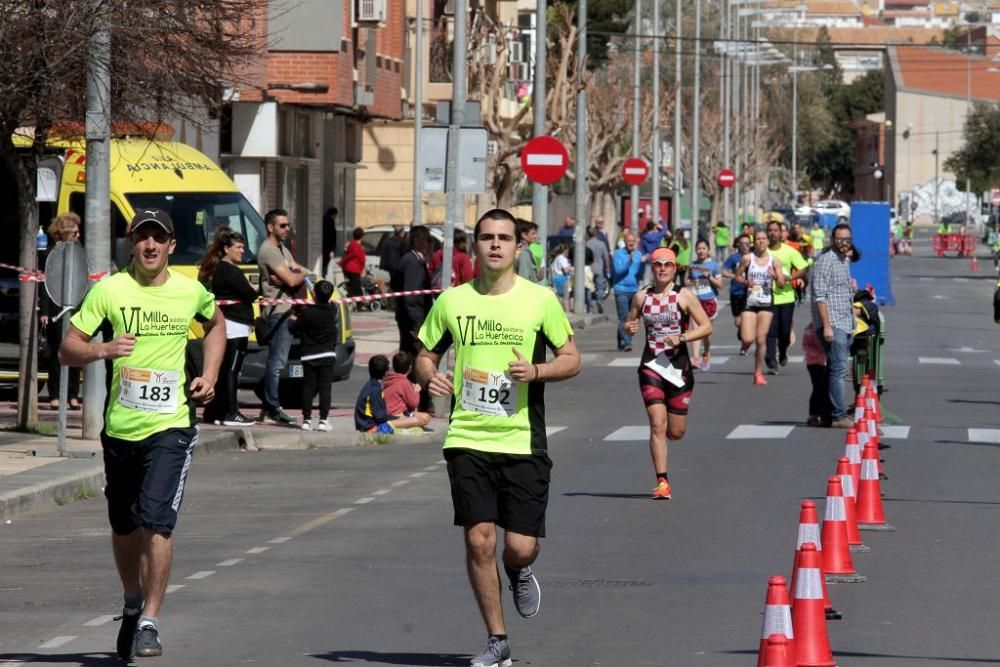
[444,448,553,538]
[639,367,695,415]
[101,426,198,536]
[746,305,773,314]
[730,293,747,318]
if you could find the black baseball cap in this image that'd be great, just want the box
[130,208,174,236]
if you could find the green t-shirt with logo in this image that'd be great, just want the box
[70,270,216,441]
[714,224,731,249]
[769,243,810,306]
[418,276,573,456]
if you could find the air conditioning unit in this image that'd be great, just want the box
[357,0,386,24]
[487,140,499,156]
[355,83,374,107]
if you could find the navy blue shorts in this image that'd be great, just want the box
[101,426,198,536]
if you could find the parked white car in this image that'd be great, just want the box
[814,200,851,222]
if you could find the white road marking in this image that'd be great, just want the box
[546,426,567,436]
[918,357,960,365]
[948,346,986,353]
[919,277,932,281]
[391,480,410,487]
[186,570,216,580]
[932,295,947,300]
[289,508,354,536]
[879,426,910,440]
[82,615,116,627]
[245,546,270,554]
[409,471,427,478]
[165,584,185,594]
[372,489,391,496]
[968,429,1000,444]
[713,344,739,350]
[604,426,650,441]
[994,360,1000,367]
[954,277,969,282]
[787,355,804,364]
[608,358,638,367]
[216,558,244,567]
[268,536,292,544]
[705,355,730,365]
[422,465,439,471]
[726,425,796,439]
[355,497,374,504]
[39,636,76,649]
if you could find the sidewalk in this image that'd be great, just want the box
[0,308,608,522]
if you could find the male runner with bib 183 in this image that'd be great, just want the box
[624,247,712,500]
[60,208,226,661]
[415,209,581,667]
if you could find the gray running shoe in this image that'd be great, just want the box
[470,636,512,667]
[509,566,541,618]
[114,605,142,660]
[133,624,162,657]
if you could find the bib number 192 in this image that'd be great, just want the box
[478,387,510,405]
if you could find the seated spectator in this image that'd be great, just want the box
[355,355,431,433]
[383,351,431,426]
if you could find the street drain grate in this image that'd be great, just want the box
[546,579,651,590]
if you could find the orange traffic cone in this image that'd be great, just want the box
[853,394,866,422]
[789,501,840,620]
[843,428,862,493]
[760,634,796,667]
[836,457,869,553]
[972,254,979,272]
[821,476,866,583]
[791,543,836,667]
[857,441,895,531]
[758,576,795,667]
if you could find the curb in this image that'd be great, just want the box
[0,425,445,523]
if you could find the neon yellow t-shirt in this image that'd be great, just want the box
[70,269,216,441]
[768,243,810,306]
[418,276,573,456]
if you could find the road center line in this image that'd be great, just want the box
[39,636,76,649]
[268,536,292,544]
[409,471,427,478]
[423,465,439,471]
[391,480,410,487]
[372,489,391,496]
[82,615,116,627]
[216,558,244,567]
[245,546,270,554]
[165,584,185,594]
[355,497,374,504]
[186,570,216,580]
[288,507,355,536]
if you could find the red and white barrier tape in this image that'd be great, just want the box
[215,288,444,306]
[1,262,110,283]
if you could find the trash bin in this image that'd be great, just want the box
[852,311,886,395]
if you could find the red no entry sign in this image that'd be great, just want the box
[718,169,736,188]
[521,136,569,185]
[622,158,649,186]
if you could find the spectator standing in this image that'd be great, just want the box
[429,229,475,287]
[40,213,83,410]
[586,226,610,305]
[802,321,831,427]
[713,221,731,263]
[288,280,340,431]
[379,225,407,295]
[639,220,666,279]
[197,226,258,426]
[670,230,692,286]
[549,244,573,312]
[612,232,643,351]
[810,223,857,428]
[515,220,541,282]
[554,216,576,242]
[592,216,611,252]
[340,227,367,298]
[257,208,306,425]
[321,207,338,277]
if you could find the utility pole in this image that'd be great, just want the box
[630,0,642,234]
[573,0,588,314]
[732,8,741,229]
[790,36,797,205]
[532,0,548,257]
[671,0,682,233]
[412,0,424,225]
[690,0,702,245]
[443,0,468,289]
[933,130,940,226]
[722,0,731,230]
[651,0,661,236]
[82,0,111,439]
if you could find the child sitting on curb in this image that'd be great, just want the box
[383,351,432,427]
[355,355,431,433]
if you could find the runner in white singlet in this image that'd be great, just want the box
[735,230,786,385]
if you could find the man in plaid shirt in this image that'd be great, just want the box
[810,224,857,428]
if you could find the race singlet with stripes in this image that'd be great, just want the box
[746,254,775,308]
[641,286,690,366]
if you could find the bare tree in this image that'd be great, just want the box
[0,0,259,429]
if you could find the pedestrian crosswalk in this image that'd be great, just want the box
[584,423,912,442]
[607,355,805,367]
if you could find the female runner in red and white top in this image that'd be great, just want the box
[624,247,713,499]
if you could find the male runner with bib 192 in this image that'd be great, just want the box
[624,247,712,500]
[60,208,225,661]
[415,209,580,667]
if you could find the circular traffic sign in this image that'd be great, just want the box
[622,158,649,186]
[520,136,569,185]
[717,169,736,188]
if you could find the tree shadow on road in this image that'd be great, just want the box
[0,653,118,666]
[935,439,1000,448]
[312,651,469,665]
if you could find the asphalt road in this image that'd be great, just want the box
[2,244,999,666]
